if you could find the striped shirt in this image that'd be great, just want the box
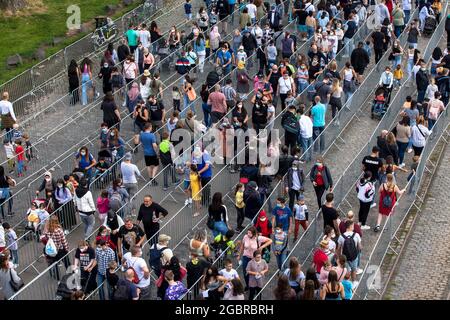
[222,85,236,102]
[96,247,116,275]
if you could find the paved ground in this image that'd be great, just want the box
[384,136,450,300]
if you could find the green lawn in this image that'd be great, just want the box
[0,0,141,84]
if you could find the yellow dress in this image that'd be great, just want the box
[190,173,201,201]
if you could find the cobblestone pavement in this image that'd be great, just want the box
[385,139,450,300]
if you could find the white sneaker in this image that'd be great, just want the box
[407,148,413,154]
[188,198,192,204]
[184,199,189,206]
[361,225,371,230]
[356,268,363,275]
[64,230,69,235]
[399,163,406,168]
[370,203,377,208]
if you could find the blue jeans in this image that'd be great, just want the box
[407,58,414,78]
[97,273,112,300]
[213,221,228,238]
[393,56,402,69]
[182,94,195,118]
[404,10,410,24]
[313,126,325,153]
[428,119,436,130]
[307,26,315,39]
[397,141,408,164]
[17,160,24,175]
[343,37,353,57]
[299,136,313,161]
[10,249,18,265]
[229,4,235,23]
[344,90,354,106]
[297,81,308,93]
[394,25,403,38]
[417,90,426,103]
[241,255,252,288]
[275,251,287,270]
[81,73,91,106]
[202,103,212,128]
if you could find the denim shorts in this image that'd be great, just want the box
[346,259,358,272]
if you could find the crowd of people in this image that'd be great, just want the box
[1,0,449,301]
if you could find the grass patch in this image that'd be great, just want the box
[0,0,141,84]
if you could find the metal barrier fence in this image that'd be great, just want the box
[7,0,380,300]
[179,4,379,299]
[0,0,186,137]
[0,0,164,101]
[7,1,292,299]
[354,5,450,299]
[0,0,241,226]
[254,6,444,298]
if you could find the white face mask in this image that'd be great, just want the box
[80,152,86,156]
[110,132,115,137]
[102,128,108,133]
[57,184,63,188]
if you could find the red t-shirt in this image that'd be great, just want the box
[15,145,25,161]
[313,249,328,273]
[315,167,324,186]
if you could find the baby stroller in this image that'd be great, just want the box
[23,199,47,241]
[157,39,171,72]
[371,86,390,119]
[423,15,437,36]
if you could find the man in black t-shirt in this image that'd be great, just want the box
[371,26,386,63]
[268,64,281,107]
[136,195,168,245]
[362,146,384,208]
[321,193,340,236]
[146,95,165,140]
[362,146,383,182]
[117,216,145,260]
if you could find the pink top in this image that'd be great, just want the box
[242,235,270,258]
[319,266,330,285]
[97,197,110,214]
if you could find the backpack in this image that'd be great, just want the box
[238,72,248,84]
[342,233,358,261]
[128,266,140,284]
[282,113,299,134]
[113,280,130,300]
[55,274,76,300]
[110,189,123,203]
[149,245,168,275]
[382,185,393,208]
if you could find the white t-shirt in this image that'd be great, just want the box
[219,268,239,281]
[246,4,257,19]
[293,203,308,220]
[123,61,138,79]
[0,100,16,121]
[123,252,151,288]
[278,76,293,94]
[267,105,275,124]
[299,115,313,138]
[140,30,151,48]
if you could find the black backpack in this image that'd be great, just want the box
[112,280,131,300]
[282,112,299,134]
[149,245,168,276]
[342,233,358,261]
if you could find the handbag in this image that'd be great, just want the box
[186,86,197,102]
[9,269,25,292]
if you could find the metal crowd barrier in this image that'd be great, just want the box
[0,0,199,141]
[255,8,446,298]
[7,1,291,298]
